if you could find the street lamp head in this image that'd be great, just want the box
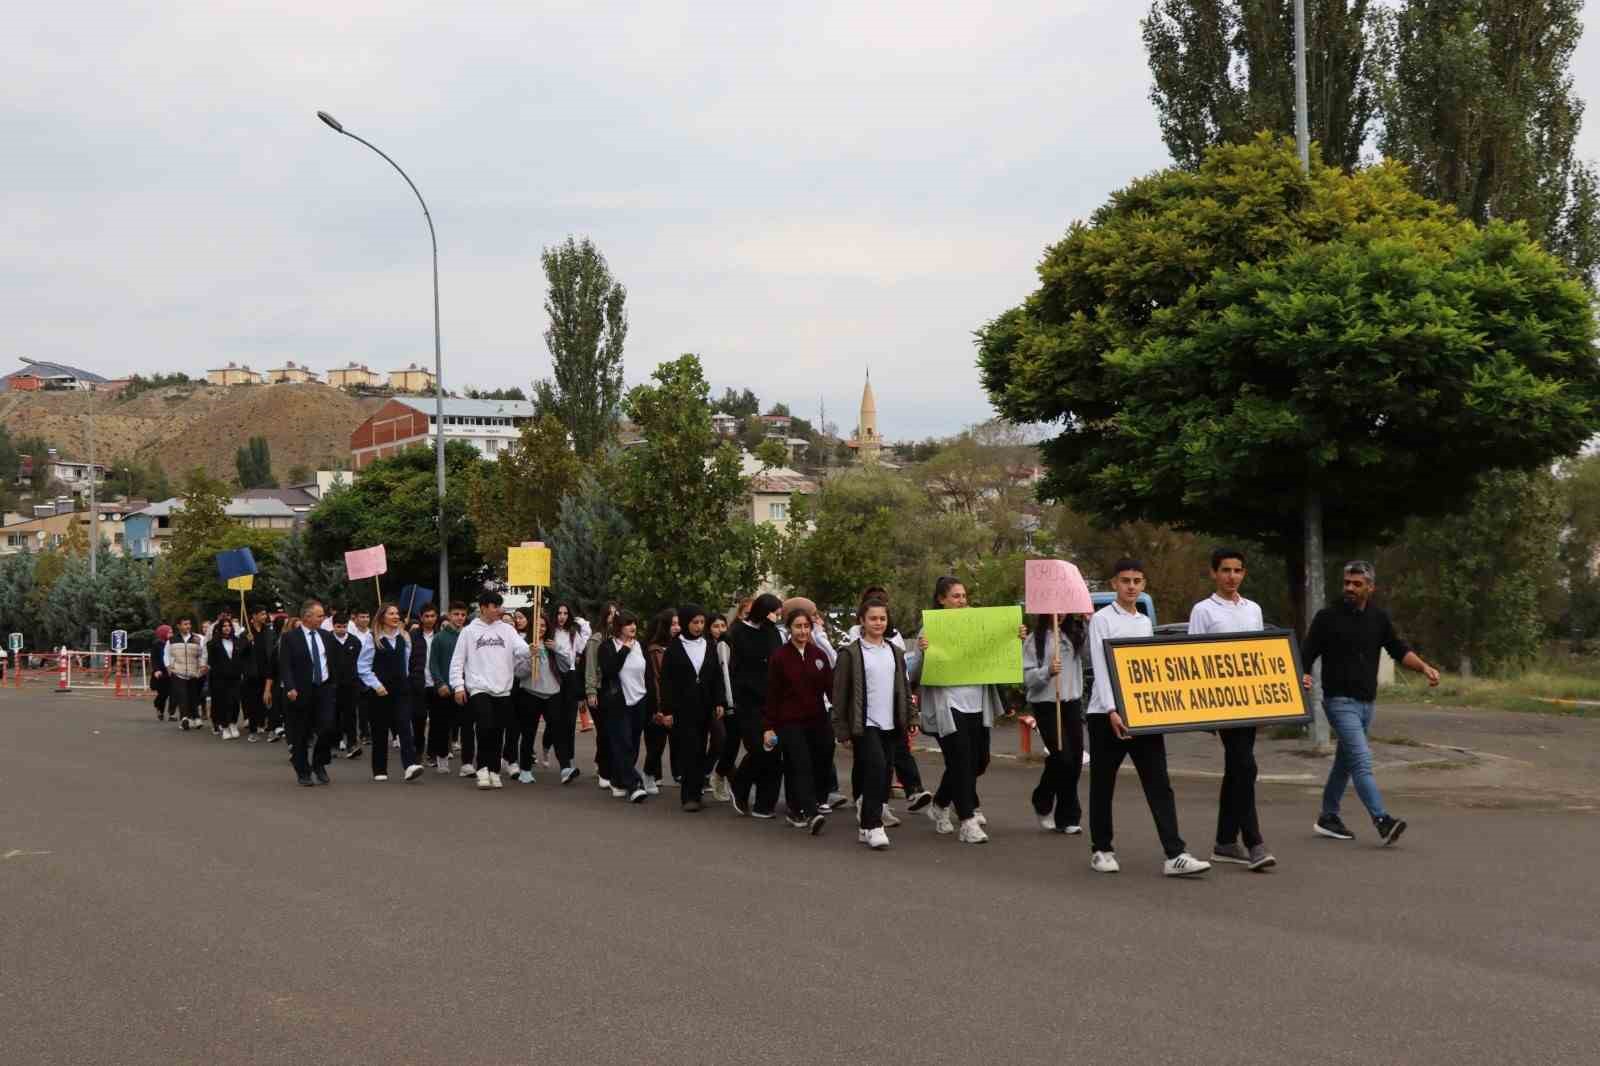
[316,110,345,133]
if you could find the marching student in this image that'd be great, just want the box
[831,595,910,849]
[205,617,247,740]
[782,597,845,811]
[1301,560,1440,847]
[763,605,834,835]
[243,607,274,741]
[151,623,172,721]
[661,604,728,812]
[583,603,620,789]
[348,608,374,745]
[597,610,651,803]
[278,600,341,786]
[448,591,530,791]
[840,586,933,820]
[907,577,1012,844]
[642,608,680,794]
[543,602,590,771]
[511,610,571,784]
[328,614,365,761]
[359,603,424,783]
[705,613,735,801]
[1085,559,1209,877]
[1188,548,1275,870]
[501,608,533,777]
[1023,612,1086,835]
[727,593,784,818]
[268,616,299,743]
[429,602,469,774]
[164,617,208,731]
[408,604,441,765]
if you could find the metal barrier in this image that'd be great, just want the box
[56,651,151,696]
[5,650,70,690]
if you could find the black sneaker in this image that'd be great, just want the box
[297,774,314,787]
[1375,815,1407,847]
[1314,813,1355,840]
[729,792,748,817]
[313,767,330,785]
[808,814,826,836]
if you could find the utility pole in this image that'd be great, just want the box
[88,383,99,654]
[1293,0,1328,749]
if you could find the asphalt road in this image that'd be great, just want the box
[3,692,1598,1065]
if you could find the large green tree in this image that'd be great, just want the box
[1143,1,1377,171]
[1373,0,1600,288]
[977,136,1600,628]
[548,463,633,621]
[235,436,277,489]
[304,442,486,601]
[467,414,582,570]
[532,236,628,458]
[614,354,773,615]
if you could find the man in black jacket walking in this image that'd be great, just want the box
[1302,561,1439,846]
[279,599,341,786]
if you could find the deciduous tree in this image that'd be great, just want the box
[532,236,628,458]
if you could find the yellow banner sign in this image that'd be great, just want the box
[506,545,552,588]
[226,575,254,592]
[1105,630,1310,734]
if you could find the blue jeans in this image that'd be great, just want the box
[1322,697,1387,821]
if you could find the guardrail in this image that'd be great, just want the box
[4,650,151,696]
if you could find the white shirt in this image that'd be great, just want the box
[304,628,327,685]
[421,629,436,686]
[680,635,707,673]
[614,639,646,704]
[1087,601,1153,715]
[846,624,907,652]
[945,685,985,715]
[1187,593,1264,635]
[860,639,897,731]
[220,638,234,658]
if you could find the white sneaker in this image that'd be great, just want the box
[628,788,647,803]
[710,773,730,802]
[500,758,513,775]
[1082,749,1091,766]
[927,802,954,835]
[1063,824,1082,835]
[373,774,388,782]
[1038,814,1057,832]
[1163,853,1211,877]
[860,827,890,850]
[459,763,478,778]
[338,739,348,751]
[610,787,627,799]
[391,736,400,749]
[642,774,661,796]
[476,768,492,790]
[827,791,847,809]
[435,757,450,774]
[973,809,987,827]
[958,818,989,844]
[404,764,424,782]
[517,770,535,785]
[489,773,504,790]
[228,725,240,739]
[882,807,902,828]
[1091,851,1120,873]
[560,767,579,784]
[597,776,611,790]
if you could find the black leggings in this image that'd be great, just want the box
[1030,699,1083,825]
[933,712,990,821]
[512,689,553,772]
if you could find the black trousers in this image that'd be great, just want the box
[893,728,925,795]
[776,722,832,820]
[169,675,200,720]
[643,716,677,782]
[469,693,510,775]
[1087,714,1185,859]
[410,683,431,758]
[602,698,646,792]
[241,678,266,733]
[513,689,553,772]
[336,683,360,747]
[1030,699,1084,825]
[591,697,611,780]
[369,689,418,775]
[547,670,582,752]
[933,712,990,821]
[285,682,338,778]
[542,687,577,770]
[210,677,241,728]
[854,728,897,830]
[715,710,746,778]
[356,688,371,742]
[1216,726,1263,848]
[152,672,170,713]
[426,689,455,761]
[673,708,712,804]
[731,706,781,814]
[268,684,285,732]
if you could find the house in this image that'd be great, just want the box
[0,501,135,557]
[387,363,437,393]
[740,453,817,533]
[207,363,265,387]
[266,361,319,384]
[350,397,534,469]
[0,357,107,393]
[290,470,355,501]
[327,362,381,389]
[123,497,300,558]
[16,449,108,496]
[711,413,741,438]
[758,414,793,437]
[236,486,320,518]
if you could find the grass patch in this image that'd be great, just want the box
[1266,723,1308,741]
[1371,734,1423,747]
[1380,647,1600,716]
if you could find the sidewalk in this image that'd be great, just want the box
[920,702,1600,812]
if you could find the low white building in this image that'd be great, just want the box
[349,397,535,468]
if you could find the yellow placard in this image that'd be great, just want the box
[1105,630,1310,734]
[227,575,254,592]
[506,546,551,588]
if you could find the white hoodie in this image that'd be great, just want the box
[449,616,530,698]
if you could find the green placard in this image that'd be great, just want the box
[920,605,1023,686]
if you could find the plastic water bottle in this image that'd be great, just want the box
[763,732,779,752]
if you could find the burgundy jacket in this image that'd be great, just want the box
[763,640,833,731]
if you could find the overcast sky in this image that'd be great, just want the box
[8,3,1600,440]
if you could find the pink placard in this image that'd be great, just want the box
[344,544,388,581]
[1025,559,1093,616]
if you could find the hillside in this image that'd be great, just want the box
[0,382,387,485]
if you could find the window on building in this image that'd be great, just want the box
[113,533,124,545]
[768,502,788,521]
[486,439,500,454]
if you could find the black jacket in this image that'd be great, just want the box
[661,638,728,723]
[408,625,436,688]
[278,626,339,695]
[328,633,362,687]
[371,631,412,715]
[1301,601,1413,703]
[726,620,781,712]
[248,625,277,685]
[206,635,250,682]
[597,638,656,712]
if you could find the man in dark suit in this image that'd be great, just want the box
[279,599,340,786]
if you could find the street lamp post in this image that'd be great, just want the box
[317,110,450,606]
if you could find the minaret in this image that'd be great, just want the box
[857,369,881,464]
